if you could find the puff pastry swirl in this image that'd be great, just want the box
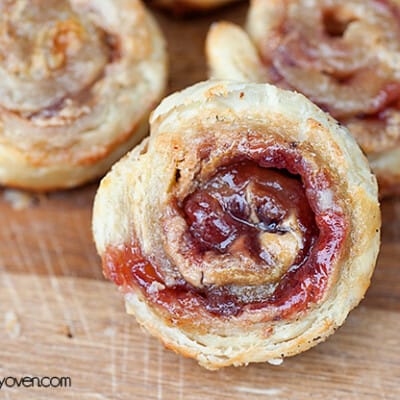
[207,0,400,196]
[0,0,167,190]
[93,81,380,369]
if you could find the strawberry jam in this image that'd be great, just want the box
[103,145,348,321]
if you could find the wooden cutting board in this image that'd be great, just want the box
[0,4,399,399]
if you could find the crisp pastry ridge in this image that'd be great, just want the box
[93,80,380,369]
[0,0,167,191]
[206,0,400,197]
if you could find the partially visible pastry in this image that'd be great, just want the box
[148,0,241,14]
[0,0,167,191]
[93,80,380,369]
[207,0,400,196]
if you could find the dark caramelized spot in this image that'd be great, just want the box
[105,34,122,63]
[204,287,241,316]
[175,169,181,183]
[322,9,356,38]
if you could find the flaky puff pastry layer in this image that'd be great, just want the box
[207,0,400,197]
[93,81,380,369]
[0,0,167,191]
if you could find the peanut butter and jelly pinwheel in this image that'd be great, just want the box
[207,0,400,196]
[93,81,380,369]
[0,0,167,190]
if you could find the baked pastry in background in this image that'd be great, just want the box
[0,0,167,191]
[207,0,400,197]
[147,0,241,14]
[93,80,380,369]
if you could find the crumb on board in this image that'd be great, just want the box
[267,358,283,366]
[103,326,117,337]
[3,189,36,210]
[61,324,74,339]
[4,311,21,338]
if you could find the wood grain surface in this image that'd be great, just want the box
[0,3,399,399]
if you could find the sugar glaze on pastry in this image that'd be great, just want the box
[93,81,380,369]
[0,0,167,190]
[207,0,400,196]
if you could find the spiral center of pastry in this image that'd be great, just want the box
[175,161,318,288]
[0,0,110,112]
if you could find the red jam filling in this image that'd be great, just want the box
[103,146,348,320]
[183,161,317,265]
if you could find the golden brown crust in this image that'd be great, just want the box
[206,0,400,197]
[0,0,167,191]
[93,81,380,369]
